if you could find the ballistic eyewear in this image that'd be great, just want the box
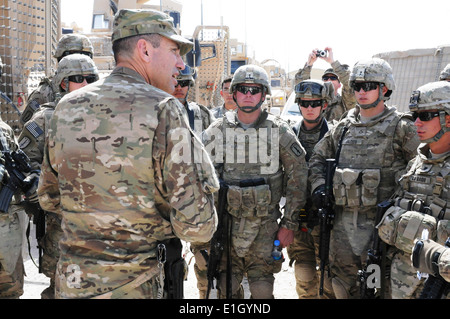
[351,81,379,92]
[236,85,263,95]
[176,80,191,88]
[295,82,323,95]
[298,100,324,108]
[322,75,338,81]
[411,111,441,122]
[68,74,97,84]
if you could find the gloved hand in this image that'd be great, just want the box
[311,185,327,210]
[23,170,40,203]
[412,239,446,276]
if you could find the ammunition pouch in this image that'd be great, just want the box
[377,206,438,253]
[333,168,380,207]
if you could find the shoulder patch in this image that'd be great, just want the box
[19,136,31,149]
[25,121,44,138]
[290,142,303,157]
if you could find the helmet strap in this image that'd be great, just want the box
[234,88,265,113]
[421,111,450,143]
[358,85,384,109]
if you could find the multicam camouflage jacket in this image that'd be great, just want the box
[37,66,219,298]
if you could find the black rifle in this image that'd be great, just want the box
[0,148,33,212]
[358,199,393,299]
[418,238,450,299]
[206,180,230,299]
[318,158,336,296]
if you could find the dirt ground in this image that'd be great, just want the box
[21,223,298,299]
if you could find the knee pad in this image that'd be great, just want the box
[249,280,274,299]
[295,263,317,282]
[331,277,350,299]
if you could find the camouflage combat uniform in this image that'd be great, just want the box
[378,81,450,298]
[20,34,94,125]
[211,104,230,119]
[295,60,356,123]
[39,9,217,298]
[309,58,421,299]
[38,63,219,299]
[287,80,335,299]
[0,120,25,298]
[203,107,308,298]
[18,54,99,299]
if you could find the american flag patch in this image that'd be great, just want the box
[25,121,44,138]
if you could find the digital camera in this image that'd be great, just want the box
[316,50,327,58]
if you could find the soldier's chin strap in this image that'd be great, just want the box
[233,88,266,113]
[421,111,450,144]
[358,84,389,110]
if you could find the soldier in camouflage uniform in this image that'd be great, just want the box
[294,47,356,124]
[37,8,218,299]
[440,63,450,82]
[377,81,450,298]
[286,79,335,299]
[202,64,308,298]
[308,58,420,298]
[172,64,215,298]
[173,65,214,134]
[0,120,27,298]
[20,34,94,125]
[18,54,99,299]
[211,75,237,119]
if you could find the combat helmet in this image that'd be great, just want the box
[439,63,450,81]
[54,34,94,61]
[409,81,450,143]
[294,79,334,124]
[349,58,396,109]
[52,54,99,94]
[230,64,271,113]
[176,65,195,87]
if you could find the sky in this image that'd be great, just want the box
[61,0,450,74]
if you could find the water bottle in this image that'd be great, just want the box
[271,240,282,260]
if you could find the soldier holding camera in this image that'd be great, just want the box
[294,47,356,124]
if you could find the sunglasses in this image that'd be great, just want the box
[411,111,441,122]
[176,80,191,88]
[295,82,323,96]
[68,75,97,84]
[351,81,379,92]
[298,100,323,108]
[322,75,338,81]
[236,86,263,95]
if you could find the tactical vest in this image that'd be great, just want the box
[292,118,328,162]
[220,111,286,257]
[333,109,407,208]
[378,150,450,252]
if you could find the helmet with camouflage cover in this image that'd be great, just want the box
[295,79,335,124]
[52,54,99,93]
[231,64,271,95]
[409,81,450,143]
[349,58,396,108]
[176,65,195,87]
[295,79,334,103]
[230,64,271,113]
[54,34,94,61]
[111,9,193,56]
[439,63,450,81]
